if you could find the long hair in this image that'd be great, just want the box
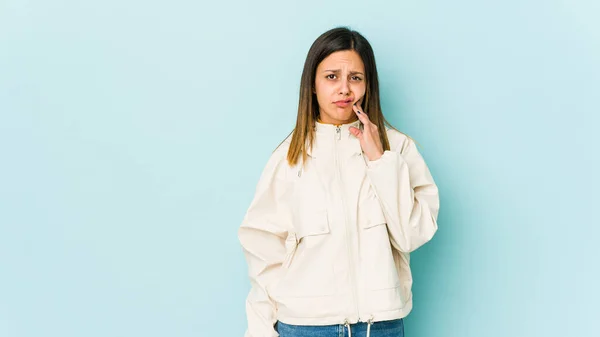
[285,27,409,167]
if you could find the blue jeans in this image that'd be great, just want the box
[274,318,404,337]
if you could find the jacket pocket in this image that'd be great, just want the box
[275,208,335,297]
[359,196,401,290]
[282,210,330,269]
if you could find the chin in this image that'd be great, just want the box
[321,108,354,123]
[334,108,353,117]
[339,112,355,120]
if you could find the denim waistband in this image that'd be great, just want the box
[275,318,404,337]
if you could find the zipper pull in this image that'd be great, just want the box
[336,126,341,140]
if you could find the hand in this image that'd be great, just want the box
[349,98,384,161]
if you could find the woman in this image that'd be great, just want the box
[238,27,440,337]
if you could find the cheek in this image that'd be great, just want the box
[356,84,366,95]
[315,82,334,101]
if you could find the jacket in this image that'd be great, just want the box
[238,119,440,337]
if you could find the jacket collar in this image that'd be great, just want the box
[306,119,363,158]
[315,118,362,137]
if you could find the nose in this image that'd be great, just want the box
[339,77,350,96]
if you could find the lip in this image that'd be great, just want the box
[333,98,353,107]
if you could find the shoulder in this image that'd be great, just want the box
[259,132,293,182]
[384,126,415,154]
[275,132,293,153]
[270,132,293,164]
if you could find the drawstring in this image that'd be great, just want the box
[344,319,352,337]
[344,316,374,337]
[366,315,374,337]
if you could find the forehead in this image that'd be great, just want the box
[317,50,364,71]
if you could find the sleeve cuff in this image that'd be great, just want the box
[366,150,391,168]
[366,150,408,169]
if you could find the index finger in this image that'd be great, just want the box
[353,103,372,128]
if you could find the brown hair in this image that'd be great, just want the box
[283,27,411,167]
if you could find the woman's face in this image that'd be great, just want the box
[314,50,366,125]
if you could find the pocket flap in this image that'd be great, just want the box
[295,209,330,239]
[359,198,387,229]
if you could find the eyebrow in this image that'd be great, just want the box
[323,69,364,75]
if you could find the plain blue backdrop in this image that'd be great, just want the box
[1,1,598,336]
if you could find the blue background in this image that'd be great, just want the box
[1,0,598,336]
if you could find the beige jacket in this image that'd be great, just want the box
[238,119,440,337]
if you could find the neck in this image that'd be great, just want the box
[316,116,358,126]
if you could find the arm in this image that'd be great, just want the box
[238,148,290,337]
[365,136,440,253]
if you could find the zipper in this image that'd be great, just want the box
[334,125,361,322]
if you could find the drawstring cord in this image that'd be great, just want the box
[366,315,374,337]
[344,316,374,337]
[344,319,352,337]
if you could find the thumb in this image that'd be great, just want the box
[349,126,363,139]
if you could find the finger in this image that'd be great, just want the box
[352,103,370,125]
[352,102,368,118]
[349,126,363,139]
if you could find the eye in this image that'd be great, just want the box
[351,76,363,81]
[326,74,336,80]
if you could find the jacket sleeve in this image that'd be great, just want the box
[365,136,440,253]
[238,148,291,337]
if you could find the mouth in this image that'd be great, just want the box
[333,98,354,107]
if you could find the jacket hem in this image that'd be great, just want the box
[275,299,413,326]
